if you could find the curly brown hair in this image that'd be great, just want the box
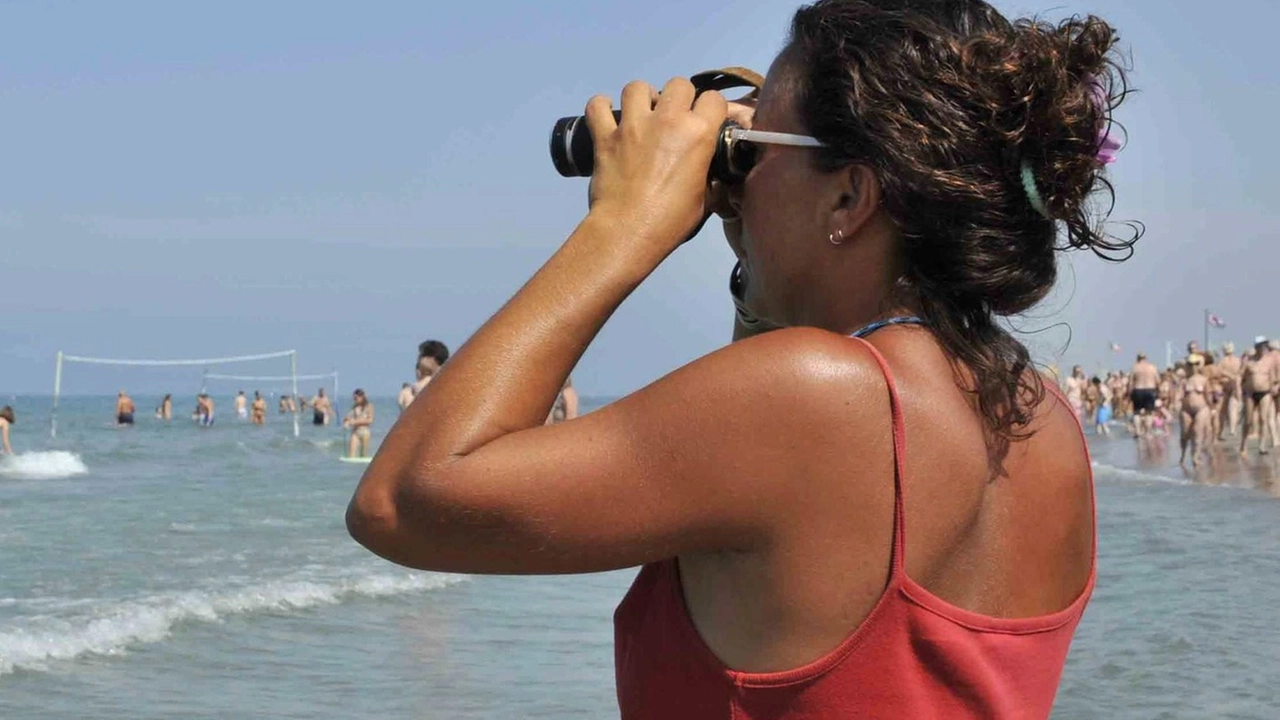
[784,0,1138,469]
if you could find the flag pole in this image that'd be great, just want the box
[1203,309,1210,352]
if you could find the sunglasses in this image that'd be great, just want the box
[722,128,825,181]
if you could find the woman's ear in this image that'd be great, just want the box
[831,164,882,239]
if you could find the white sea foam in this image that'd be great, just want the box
[0,571,466,675]
[1092,461,1192,486]
[258,517,307,528]
[0,451,89,480]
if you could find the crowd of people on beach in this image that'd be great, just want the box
[1058,336,1280,467]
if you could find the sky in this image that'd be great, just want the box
[2,0,1277,397]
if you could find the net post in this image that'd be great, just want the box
[51,351,64,439]
[290,351,300,438]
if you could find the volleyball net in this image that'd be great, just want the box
[52,349,302,438]
[200,371,340,417]
[200,371,338,397]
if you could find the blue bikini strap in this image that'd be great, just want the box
[850,316,926,339]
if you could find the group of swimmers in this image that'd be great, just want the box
[1061,336,1280,467]
[232,391,269,425]
[127,387,335,428]
[0,338,580,460]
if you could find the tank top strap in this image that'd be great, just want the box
[847,334,912,577]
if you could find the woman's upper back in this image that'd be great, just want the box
[615,327,1095,719]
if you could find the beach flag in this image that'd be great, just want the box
[1208,313,1227,329]
[1109,342,1121,353]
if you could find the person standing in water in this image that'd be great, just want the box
[1239,336,1277,456]
[251,391,267,425]
[155,394,173,421]
[311,388,333,426]
[1063,365,1087,422]
[1128,353,1160,437]
[1179,356,1211,467]
[397,383,415,414]
[234,391,248,421]
[1091,377,1112,437]
[1203,352,1225,441]
[343,389,375,458]
[115,391,136,426]
[412,340,451,398]
[0,406,14,455]
[195,394,215,427]
[1217,342,1243,439]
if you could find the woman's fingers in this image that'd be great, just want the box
[582,76,729,251]
[654,77,696,113]
[620,80,659,123]
[692,87,727,126]
[583,94,617,146]
[726,99,756,129]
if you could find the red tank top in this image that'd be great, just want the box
[614,338,1096,719]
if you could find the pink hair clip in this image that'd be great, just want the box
[1020,76,1121,220]
[1088,76,1121,166]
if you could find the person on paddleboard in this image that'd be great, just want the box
[343,389,375,459]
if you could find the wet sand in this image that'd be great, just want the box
[1087,422,1280,498]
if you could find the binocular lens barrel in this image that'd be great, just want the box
[550,112,743,183]
[549,111,622,178]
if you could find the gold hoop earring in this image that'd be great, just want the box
[829,229,845,246]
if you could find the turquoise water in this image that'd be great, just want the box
[2,396,1278,718]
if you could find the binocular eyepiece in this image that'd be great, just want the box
[549,110,755,185]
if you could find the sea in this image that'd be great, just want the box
[2,394,1278,719]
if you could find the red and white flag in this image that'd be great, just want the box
[1208,313,1227,329]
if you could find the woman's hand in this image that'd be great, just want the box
[707,98,756,259]
[584,78,727,261]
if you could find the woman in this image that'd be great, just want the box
[251,391,267,426]
[156,394,173,421]
[348,2,1131,716]
[0,406,14,455]
[343,389,375,458]
[1082,373,1100,426]
[1065,365,1087,422]
[1179,356,1211,467]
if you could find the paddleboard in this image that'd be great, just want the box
[339,456,373,464]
